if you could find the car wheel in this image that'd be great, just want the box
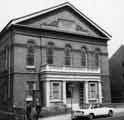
[108,110,113,117]
[88,113,94,120]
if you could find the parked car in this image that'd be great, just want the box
[72,104,114,120]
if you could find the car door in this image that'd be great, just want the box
[97,107,107,116]
[93,107,102,116]
[93,106,105,116]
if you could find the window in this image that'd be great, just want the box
[26,40,35,66]
[46,42,54,64]
[0,85,8,102]
[88,82,98,99]
[95,48,100,67]
[3,49,6,71]
[5,48,9,70]
[65,44,72,66]
[28,81,36,91]
[81,47,87,66]
[50,82,62,100]
[3,86,7,102]
[122,62,124,67]
[26,81,36,97]
[1,51,4,71]
[122,73,124,80]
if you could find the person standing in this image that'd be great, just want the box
[26,101,32,120]
[35,99,41,120]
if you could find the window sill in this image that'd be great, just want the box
[50,99,63,103]
[63,65,72,67]
[88,98,97,101]
[26,65,36,69]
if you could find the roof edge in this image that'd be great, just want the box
[0,2,112,39]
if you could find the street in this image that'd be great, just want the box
[83,108,124,120]
[39,107,124,120]
[95,116,124,120]
[87,110,124,120]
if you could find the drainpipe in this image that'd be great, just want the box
[38,24,42,106]
[8,29,12,111]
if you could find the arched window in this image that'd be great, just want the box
[81,47,87,66]
[26,40,35,66]
[95,48,100,67]
[65,44,72,66]
[46,42,54,64]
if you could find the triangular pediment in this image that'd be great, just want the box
[12,2,111,38]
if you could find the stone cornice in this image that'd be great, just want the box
[5,72,109,77]
[14,24,109,39]
[13,31,107,46]
[13,24,108,44]
[40,71,102,76]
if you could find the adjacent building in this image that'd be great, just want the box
[0,2,111,114]
[109,45,124,103]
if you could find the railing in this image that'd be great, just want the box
[40,64,100,74]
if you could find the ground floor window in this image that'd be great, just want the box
[0,85,7,102]
[88,82,98,99]
[50,81,62,101]
[26,81,36,98]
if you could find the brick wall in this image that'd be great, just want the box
[13,31,111,107]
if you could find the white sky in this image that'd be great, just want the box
[0,0,124,58]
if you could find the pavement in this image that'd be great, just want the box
[38,107,124,120]
[114,107,124,117]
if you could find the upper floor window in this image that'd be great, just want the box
[5,47,9,70]
[81,47,87,66]
[46,42,54,65]
[95,48,100,67]
[26,40,35,66]
[0,85,8,102]
[65,44,72,66]
[0,47,9,72]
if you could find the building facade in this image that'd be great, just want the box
[0,2,111,113]
[109,45,124,103]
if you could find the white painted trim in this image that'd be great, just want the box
[46,82,50,107]
[50,82,62,101]
[98,81,102,103]
[84,81,89,104]
[63,81,66,104]
[41,65,101,73]
[41,74,101,82]
[25,65,36,69]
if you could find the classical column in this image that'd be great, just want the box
[45,81,50,107]
[98,81,102,103]
[84,81,89,104]
[63,81,66,104]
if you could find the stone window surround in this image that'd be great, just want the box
[46,42,54,65]
[50,81,63,102]
[64,44,72,66]
[81,47,88,67]
[26,39,35,68]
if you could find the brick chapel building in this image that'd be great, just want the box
[0,2,111,114]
